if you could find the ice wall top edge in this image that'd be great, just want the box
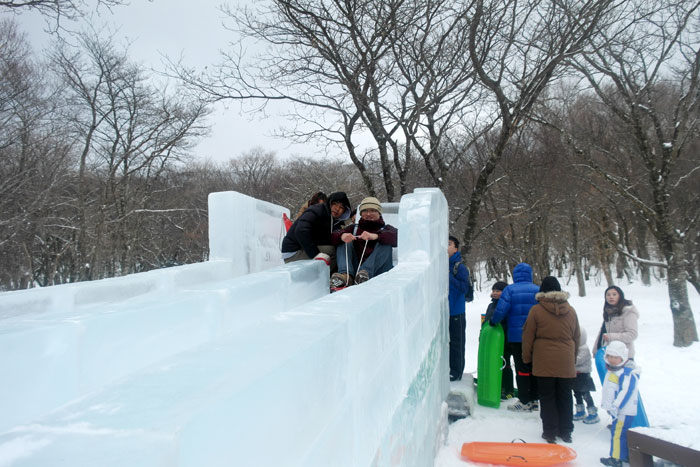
[397,188,448,264]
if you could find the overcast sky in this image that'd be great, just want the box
[14,0,335,163]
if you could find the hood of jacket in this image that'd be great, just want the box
[449,250,462,265]
[535,290,573,316]
[328,192,352,222]
[512,262,533,283]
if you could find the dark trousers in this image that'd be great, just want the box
[574,391,595,407]
[510,342,538,403]
[336,242,393,278]
[449,313,466,380]
[538,376,575,438]
[502,343,514,394]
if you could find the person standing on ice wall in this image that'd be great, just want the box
[329,197,397,287]
[599,341,639,467]
[281,191,352,269]
[447,236,471,381]
[490,262,540,411]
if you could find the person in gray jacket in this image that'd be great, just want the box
[573,328,599,424]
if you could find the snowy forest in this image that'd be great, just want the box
[1,0,699,346]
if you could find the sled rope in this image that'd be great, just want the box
[343,242,351,287]
[356,238,369,275]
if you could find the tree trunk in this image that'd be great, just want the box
[344,128,376,197]
[635,219,651,286]
[663,241,699,347]
[595,239,614,287]
[571,218,586,297]
[615,254,626,280]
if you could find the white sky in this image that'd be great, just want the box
[12,0,338,163]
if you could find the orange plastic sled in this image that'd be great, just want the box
[460,441,576,466]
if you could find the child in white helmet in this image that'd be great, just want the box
[600,340,640,467]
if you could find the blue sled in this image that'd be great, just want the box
[595,347,649,428]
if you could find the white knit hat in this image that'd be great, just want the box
[605,340,629,362]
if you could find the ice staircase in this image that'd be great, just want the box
[0,189,449,467]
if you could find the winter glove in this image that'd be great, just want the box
[607,407,618,419]
[313,252,331,266]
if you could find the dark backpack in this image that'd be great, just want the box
[452,261,474,302]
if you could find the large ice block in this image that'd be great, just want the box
[208,191,288,268]
[0,191,298,432]
[0,188,449,467]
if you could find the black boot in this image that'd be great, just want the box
[600,457,622,467]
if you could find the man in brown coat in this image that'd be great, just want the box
[522,276,581,444]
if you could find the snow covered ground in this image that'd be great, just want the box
[435,276,700,466]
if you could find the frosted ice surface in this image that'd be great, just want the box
[0,260,329,434]
[0,189,449,467]
[208,191,288,271]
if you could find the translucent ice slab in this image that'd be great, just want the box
[0,188,449,467]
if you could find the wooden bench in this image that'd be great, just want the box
[628,430,700,467]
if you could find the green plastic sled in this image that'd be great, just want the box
[477,321,505,408]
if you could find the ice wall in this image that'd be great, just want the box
[0,192,287,320]
[0,189,449,467]
[0,191,296,433]
[208,191,288,270]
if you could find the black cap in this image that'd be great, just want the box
[539,276,561,293]
[492,281,507,291]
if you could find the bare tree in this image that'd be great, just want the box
[0,19,74,289]
[177,0,401,198]
[562,0,700,346]
[456,0,620,255]
[228,147,280,202]
[51,30,209,280]
[175,1,486,200]
[1,0,128,31]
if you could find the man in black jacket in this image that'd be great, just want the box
[281,192,352,269]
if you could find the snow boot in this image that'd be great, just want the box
[583,406,600,424]
[330,273,353,289]
[573,404,585,421]
[600,457,622,467]
[355,269,370,284]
